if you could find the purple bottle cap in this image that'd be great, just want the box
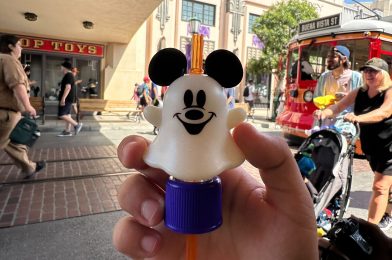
[165,177,222,234]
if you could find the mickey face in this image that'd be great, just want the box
[175,88,216,135]
[163,75,227,137]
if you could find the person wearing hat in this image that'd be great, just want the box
[57,60,83,137]
[318,57,392,232]
[314,45,362,101]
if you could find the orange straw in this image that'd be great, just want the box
[186,234,198,260]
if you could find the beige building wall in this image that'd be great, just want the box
[103,0,347,100]
[103,24,147,100]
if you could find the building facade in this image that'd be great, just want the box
[130,0,344,103]
[1,0,348,105]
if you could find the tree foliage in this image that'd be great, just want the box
[249,0,318,79]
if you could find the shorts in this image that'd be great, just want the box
[140,96,148,107]
[58,102,73,117]
[245,99,254,108]
[366,153,392,175]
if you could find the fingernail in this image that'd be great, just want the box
[141,199,159,223]
[141,235,158,253]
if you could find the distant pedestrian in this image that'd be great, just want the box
[150,82,160,135]
[244,79,256,109]
[0,34,45,178]
[225,87,235,109]
[161,85,168,100]
[57,60,83,137]
[71,67,82,115]
[131,83,140,103]
[139,76,151,110]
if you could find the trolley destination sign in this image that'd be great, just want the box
[299,13,341,35]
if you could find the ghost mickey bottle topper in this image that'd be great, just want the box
[142,22,246,259]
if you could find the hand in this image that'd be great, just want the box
[24,104,37,118]
[313,109,322,118]
[343,113,358,123]
[113,123,318,259]
[335,92,346,101]
[315,109,333,121]
[60,100,65,106]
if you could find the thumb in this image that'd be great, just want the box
[233,123,314,215]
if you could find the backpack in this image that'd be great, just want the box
[243,86,249,97]
[136,84,144,97]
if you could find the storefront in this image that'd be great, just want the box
[19,35,104,101]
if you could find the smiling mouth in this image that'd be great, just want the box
[175,112,216,135]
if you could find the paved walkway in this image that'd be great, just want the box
[0,110,388,259]
[0,112,372,229]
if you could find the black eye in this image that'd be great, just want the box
[196,90,206,107]
[184,89,193,107]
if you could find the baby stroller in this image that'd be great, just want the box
[295,119,360,235]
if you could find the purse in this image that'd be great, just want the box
[9,117,40,147]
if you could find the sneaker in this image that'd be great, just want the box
[378,213,392,231]
[24,161,46,179]
[57,130,73,137]
[74,123,83,135]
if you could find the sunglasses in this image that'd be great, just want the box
[362,68,380,74]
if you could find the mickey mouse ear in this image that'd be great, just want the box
[148,48,187,86]
[204,50,243,88]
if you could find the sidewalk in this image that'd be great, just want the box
[0,109,278,228]
[0,109,387,259]
[37,108,278,133]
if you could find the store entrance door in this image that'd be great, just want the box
[44,56,64,101]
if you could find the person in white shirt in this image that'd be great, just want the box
[244,79,256,108]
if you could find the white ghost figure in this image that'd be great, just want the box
[143,74,246,182]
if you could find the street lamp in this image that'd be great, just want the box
[188,17,203,74]
[188,17,201,34]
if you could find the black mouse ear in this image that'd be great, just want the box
[148,48,187,86]
[204,50,243,88]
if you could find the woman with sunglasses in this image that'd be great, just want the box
[319,57,392,232]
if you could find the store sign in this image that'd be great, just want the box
[20,36,104,57]
[298,13,341,35]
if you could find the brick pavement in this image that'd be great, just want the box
[0,140,372,229]
[0,145,132,228]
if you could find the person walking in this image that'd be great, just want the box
[57,60,82,137]
[139,76,151,111]
[131,83,140,103]
[225,87,235,110]
[71,67,82,115]
[150,82,160,135]
[0,34,45,179]
[318,57,392,231]
[244,79,256,109]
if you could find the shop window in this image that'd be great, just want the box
[21,54,42,97]
[45,56,64,101]
[75,59,100,99]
